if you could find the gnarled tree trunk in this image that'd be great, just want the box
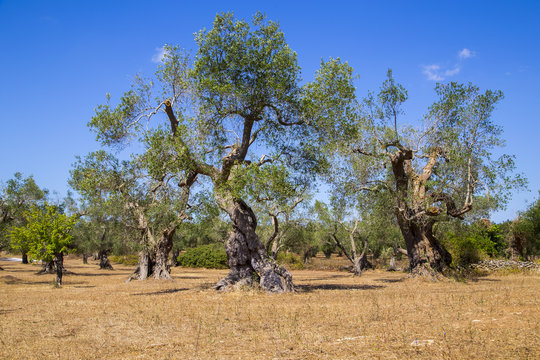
[126,230,174,281]
[98,249,113,270]
[397,215,451,278]
[152,229,174,280]
[127,250,154,282]
[215,196,294,293]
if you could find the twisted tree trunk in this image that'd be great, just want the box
[397,215,451,278]
[215,196,294,293]
[126,231,174,281]
[98,249,113,270]
[152,229,174,280]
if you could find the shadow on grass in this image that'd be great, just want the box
[73,271,132,277]
[296,284,385,292]
[171,275,205,280]
[472,277,501,282]
[133,288,188,296]
[1,275,88,286]
[0,307,22,315]
[298,274,352,282]
[374,277,405,283]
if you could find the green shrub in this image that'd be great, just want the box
[177,244,228,269]
[276,251,304,270]
[449,236,483,268]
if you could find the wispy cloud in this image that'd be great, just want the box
[422,48,475,81]
[151,46,167,63]
[458,48,475,59]
[444,66,460,77]
[422,65,444,81]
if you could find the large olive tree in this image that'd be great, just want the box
[87,13,348,292]
[332,70,526,277]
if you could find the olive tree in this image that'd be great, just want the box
[0,173,48,262]
[10,203,78,286]
[71,150,195,280]
[87,13,348,292]
[334,70,526,277]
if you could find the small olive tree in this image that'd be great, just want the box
[10,203,78,286]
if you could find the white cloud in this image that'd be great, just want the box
[458,48,475,59]
[422,48,474,81]
[444,66,461,76]
[422,65,444,81]
[151,46,167,63]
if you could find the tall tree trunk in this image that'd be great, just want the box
[126,231,175,282]
[21,251,29,264]
[397,215,451,278]
[152,230,174,280]
[126,250,154,282]
[98,249,113,270]
[55,253,64,287]
[215,196,294,293]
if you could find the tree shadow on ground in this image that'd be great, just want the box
[1,275,88,286]
[73,271,132,277]
[471,277,501,282]
[296,284,385,292]
[132,288,188,296]
[298,274,353,282]
[171,275,204,280]
[374,277,405,283]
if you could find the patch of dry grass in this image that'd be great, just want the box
[1,256,539,359]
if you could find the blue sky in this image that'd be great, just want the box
[0,0,538,222]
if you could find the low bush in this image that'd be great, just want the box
[276,251,304,270]
[177,244,228,269]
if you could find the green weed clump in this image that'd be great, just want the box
[177,244,228,269]
[109,254,139,266]
[276,251,304,270]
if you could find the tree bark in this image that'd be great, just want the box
[82,253,89,264]
[214,196,294,293]
[98,249,113,270]
[55,253,64,287]
[39,260,56,274]
[126,251,153,282]
[389,146,453,278]
[21,251,28,264]
[126,230,174,281]
[397,215,451,278]
[152,230,174,280]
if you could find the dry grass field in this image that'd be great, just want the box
[1,255,539,360]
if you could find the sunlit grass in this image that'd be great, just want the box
[0,255,538,359]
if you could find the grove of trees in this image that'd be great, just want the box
[1,12,537,290]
